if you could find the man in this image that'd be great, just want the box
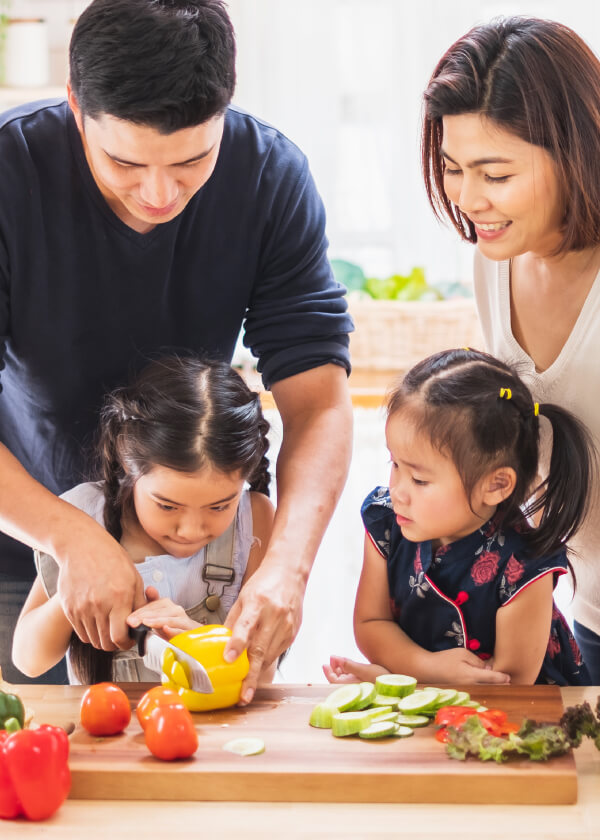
[0,0,353,702]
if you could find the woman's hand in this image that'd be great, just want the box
[126,587,198,639]
[323,655,390,684]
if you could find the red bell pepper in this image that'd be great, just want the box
[0,725,71,821]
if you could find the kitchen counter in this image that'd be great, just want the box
[2,684,599,839]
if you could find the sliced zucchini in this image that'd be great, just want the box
[324,683,362,712]
[392,725,415,738]
[368,710,398,724]
[397,688,440,714]
[431,688,458,708]
[223,737,265,756]
[395,714,431,728]
[358,720,398,739]
[309,702,334,728]
[375,674,417,697]
[351,681,377,710]
[369,694,400,709]
[331,710,374,737]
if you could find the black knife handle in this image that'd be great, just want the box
[128,623,152,656]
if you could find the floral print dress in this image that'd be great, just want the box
[361,487,590,685]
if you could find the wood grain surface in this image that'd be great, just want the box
[24,683,576,805]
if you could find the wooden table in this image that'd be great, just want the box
[2,685,599,839]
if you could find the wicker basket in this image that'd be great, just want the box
[348,297,484,372]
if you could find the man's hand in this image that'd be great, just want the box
[224,561,304,704]
[56,524,146,651]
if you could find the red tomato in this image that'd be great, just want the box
[435,726,451,743]
[136,686,182,730]
[434,706,478,726]
[144,704,198,761]
[80,683,131,736]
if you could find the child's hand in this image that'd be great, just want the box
[427,648,511,685]
[126,586,198,639]
[322,655,391,684]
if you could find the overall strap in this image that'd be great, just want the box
[186,516,237,625]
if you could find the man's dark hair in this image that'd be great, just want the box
[70,0,236,132]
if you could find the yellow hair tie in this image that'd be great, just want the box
[499,387,512,400]
[462,346,470,351]
[534,403,539,416]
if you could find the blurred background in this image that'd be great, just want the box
[1,0,595,680]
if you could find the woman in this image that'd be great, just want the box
[421,16,600,682]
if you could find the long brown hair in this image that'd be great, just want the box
[421,17,600,255]
[69,355,271,684]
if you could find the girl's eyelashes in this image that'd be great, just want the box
[412,477,429,487]
[210,503,230,512]
[156,501,177,511]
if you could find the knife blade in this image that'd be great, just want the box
[128,624,214,694]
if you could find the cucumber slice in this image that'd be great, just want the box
[395,714,430,728]
[453,691,471,705]
[331,710,374,737]
[392,725,415,738]
[369,694,400,709]
[366,704,394,717]
[324,683,362,712]
[368,711,398,724]
[375,674,417,698]
[397,688,440,714]
[351,682,377,711]
[462,699,481,708]
[309,702,334,728]
[358,720,398,739]
[431,688,458,709]
[223,737,265,756]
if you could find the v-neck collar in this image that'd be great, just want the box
[498,259,600,382]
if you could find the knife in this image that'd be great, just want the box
[128,624,214,694]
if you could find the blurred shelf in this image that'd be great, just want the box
[244,367,399,411]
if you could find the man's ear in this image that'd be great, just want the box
[66,79,84,133]
[481,466,517,505]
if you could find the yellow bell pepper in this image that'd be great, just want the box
[161,625,249,711]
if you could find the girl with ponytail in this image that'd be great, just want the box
[325,349,595,687]
[12,356,274,685]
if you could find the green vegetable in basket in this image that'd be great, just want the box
[330,259,366,293]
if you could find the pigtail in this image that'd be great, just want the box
[524,403,597,557]
[248,413,271,497]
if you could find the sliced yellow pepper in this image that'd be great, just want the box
[162,625,249,711]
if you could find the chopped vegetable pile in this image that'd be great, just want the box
[309,675,484,740]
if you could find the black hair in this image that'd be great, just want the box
[387,348,596,560]
[421,16,600,255]
[70,0,236,131]
[69,355,270,684]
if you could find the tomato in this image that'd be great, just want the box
[136,686,182,730]
[435,727,451,743]
[80,683,131,736]
[143,704,198,761]
[434,706,478,726]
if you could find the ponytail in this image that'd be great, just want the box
[524,403,597,558]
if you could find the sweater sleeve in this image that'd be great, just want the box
[242,142,353,388]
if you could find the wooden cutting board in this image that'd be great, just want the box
[30,683,577,804]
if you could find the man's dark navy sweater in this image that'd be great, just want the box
[0,101,352,579]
